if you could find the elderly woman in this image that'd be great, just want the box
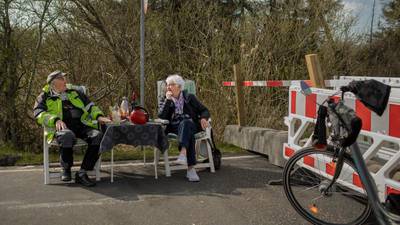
[158,74,210,182]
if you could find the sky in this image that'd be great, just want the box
[343,0,389,33]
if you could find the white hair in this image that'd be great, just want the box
[166,74,185,90]
[50,79,57,89]
[49,79,59,94]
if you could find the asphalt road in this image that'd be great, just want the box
[0,154,367,225]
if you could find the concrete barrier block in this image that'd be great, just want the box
[224,125,288,167]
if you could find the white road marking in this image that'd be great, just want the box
[6,197,142,210]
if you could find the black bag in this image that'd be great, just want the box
[343,79,391,116]
[331,101,363,147]
[203,129,222,170]
[312,105,328,148]
[385,194,400,215]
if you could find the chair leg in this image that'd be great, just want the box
[153,147,159,179]
[111,148,114,183]
[207,140,215,173]
[95,155,101,181]
[43,142,50,185]
[143,146,146,166]
[163,150,171,177]
[195,140,200,159]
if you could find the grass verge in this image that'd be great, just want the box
[0,142,246,166]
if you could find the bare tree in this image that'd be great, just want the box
[1,0,392,151]
[68,0,138,93]
[23,0,53,106]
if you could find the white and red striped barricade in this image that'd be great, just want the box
[222,77,400,89]
[284,85,400,202]
[222,80,294,87]
[222,79,349,88]
[338,76,400,88]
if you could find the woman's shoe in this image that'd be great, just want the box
[186,168,200,182]
[175,154,187,165]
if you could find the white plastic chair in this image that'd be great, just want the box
[42,86,101,184]
[148,80,215,179]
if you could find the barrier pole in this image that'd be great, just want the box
[233,64,246,126]
[305,54,325,88]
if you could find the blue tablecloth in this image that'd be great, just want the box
[99,122,169,153]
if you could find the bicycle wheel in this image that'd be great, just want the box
[283,147,372,225]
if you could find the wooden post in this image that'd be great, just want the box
[305,54,325,88]
[233,64,246,126]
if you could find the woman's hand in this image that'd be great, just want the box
[200,118,209,130]
[166,91,173,100]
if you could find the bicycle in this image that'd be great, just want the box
[282,79,400,225]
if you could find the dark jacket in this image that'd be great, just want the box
[158,90,210,132]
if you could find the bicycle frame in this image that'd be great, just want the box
[350,143,400,225]
[297,80,400,224]
[319,96,399,224]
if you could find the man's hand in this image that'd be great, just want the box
[200,118,209,130]
[98,116,112,124]
[166,91,173,100]
[55,120,67,131]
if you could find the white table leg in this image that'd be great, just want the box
[111,148,114,183]
[164,150,171,177]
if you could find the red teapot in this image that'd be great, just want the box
[129,106,149,125]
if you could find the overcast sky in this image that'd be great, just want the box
[343,0,389,33]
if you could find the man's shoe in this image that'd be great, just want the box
[186,168,200,182]
[75,172,96,187]
[61,169,72,182]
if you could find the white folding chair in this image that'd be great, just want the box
[42,86,101,184]
[148,80,215,179]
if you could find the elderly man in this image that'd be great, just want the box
[33,71,111,187]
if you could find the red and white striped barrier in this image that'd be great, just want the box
[223,80,294,87]
[222,80,344,87]
[338,76,400,88]
[284,85,400,202]
[289,88,400,137]
[223,77,400,89]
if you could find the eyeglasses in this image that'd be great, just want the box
[167,83,177,87]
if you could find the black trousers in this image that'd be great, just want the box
[55,126,103,171]
[167,119,198,167]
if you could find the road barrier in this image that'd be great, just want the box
[222,76,400,201]
[283,79,400,202]
[222,79,345,88]
[222,76,400,89]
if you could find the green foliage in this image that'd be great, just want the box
[384,0,400,27]
[354,0,400,76]
[1,0,400,158]
[0,143,21,158]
